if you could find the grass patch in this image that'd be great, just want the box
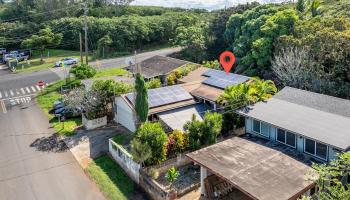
[85,155,134,200]
[94,68,129,78]
[112,134,134,146]
[36,79,82,136]
[16,49,89,73]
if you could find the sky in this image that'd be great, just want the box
[131,0,288,11]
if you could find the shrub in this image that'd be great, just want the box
[166,64,199,85]
[70,64,97,79]
[168,130,188,155]
[135,122,168,165]
[145,78,161,89]
[184,112,223,150]
[166,167,179,190]
[130,138,152,167]
[148,167,159,179]
[202,112,223,145]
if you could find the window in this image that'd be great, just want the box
[305,139,315,155]
[261,123,269,137]
[252,120,269,138]
[253,120,260,133]
[277,129,285,143]
[276,129,296,148]
[286,132,296,147]
[316,142,327,160]
[304,138,328,160]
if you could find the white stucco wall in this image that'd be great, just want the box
[82,115,107,130]
[115,97,136,132]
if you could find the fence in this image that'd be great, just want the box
[108,139,140,184]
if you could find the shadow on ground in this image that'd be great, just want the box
[30,133,68,152]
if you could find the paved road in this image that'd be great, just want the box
[0,99,106,200]
[89,47,182,69]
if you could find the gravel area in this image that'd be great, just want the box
[156,164,200,192]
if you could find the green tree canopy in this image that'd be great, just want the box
[21,28,62,62]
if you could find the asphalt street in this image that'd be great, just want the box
[0,47,180,199]
[0,99,106,200]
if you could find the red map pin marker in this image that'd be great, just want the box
[220,51,235,74]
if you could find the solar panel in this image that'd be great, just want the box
[202,69,250,89]
[126,85,193,108]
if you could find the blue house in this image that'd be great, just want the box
[238,87,350,162]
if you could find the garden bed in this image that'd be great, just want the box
[156,164,200,196]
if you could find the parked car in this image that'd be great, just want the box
[49,100,82,118]
[55,58,79,67]
[3,52,28,62]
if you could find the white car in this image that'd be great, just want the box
[55,58,78,67]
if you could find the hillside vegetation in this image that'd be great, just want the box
[175,0,350,99]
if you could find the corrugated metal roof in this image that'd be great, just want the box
[238,87,350,150]
[157,103,209,131]
[187,136,315,200]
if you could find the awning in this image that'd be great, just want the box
[187,136,316,200]
[157,103,209,131]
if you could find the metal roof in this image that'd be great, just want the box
[238,87,350,150]
[157,103,209,131]
[187,136,315,200]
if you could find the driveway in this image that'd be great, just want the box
[0,99,105,200]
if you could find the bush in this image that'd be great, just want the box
[166,64,199,85]
[70,64,97,79]
[184,112,223,150]
[168,130,188,155]
[135,122,168,165]
[148,167,159,179]
[145,78,161,89]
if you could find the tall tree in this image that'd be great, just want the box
[296,0,305,12]
[97,34,113,58]
[21,28,62,63]
[135,73,149,123]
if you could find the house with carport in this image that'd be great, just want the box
[186,87,350,199]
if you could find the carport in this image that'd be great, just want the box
[186,137,316,200]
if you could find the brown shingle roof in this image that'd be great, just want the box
[126,55,189,79]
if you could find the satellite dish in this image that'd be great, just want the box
[124,57,135,66]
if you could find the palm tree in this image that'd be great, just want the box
[249,77,277,102]
[130,138,152,167]
[217,78,277,110]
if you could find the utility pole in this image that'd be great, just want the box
[79,32,83,63]
[84,1,88,65]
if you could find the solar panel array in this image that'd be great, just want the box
[202,69,250,89]
[126,85,193,108]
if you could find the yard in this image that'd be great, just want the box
[36,79,82,136]
[85,155,147,200]
[16,49,86,73]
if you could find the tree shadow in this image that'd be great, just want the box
[30,133,68,153]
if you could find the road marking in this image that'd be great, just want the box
[0,91,2,99]
[9,90,14,96]
[16,89,20,95]
[4,91,8,97]
[36,85,41,91]
[20,88,26,95]
[30,86,36,92]
[26,87,31,93]
[9,96,31,106]
[1,100,7,114]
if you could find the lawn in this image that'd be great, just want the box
[94,68,129,78]
[85,155,135,200]
[36,79,82,136]
[16,49,86,73]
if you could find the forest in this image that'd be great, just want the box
[0,0,349,99]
